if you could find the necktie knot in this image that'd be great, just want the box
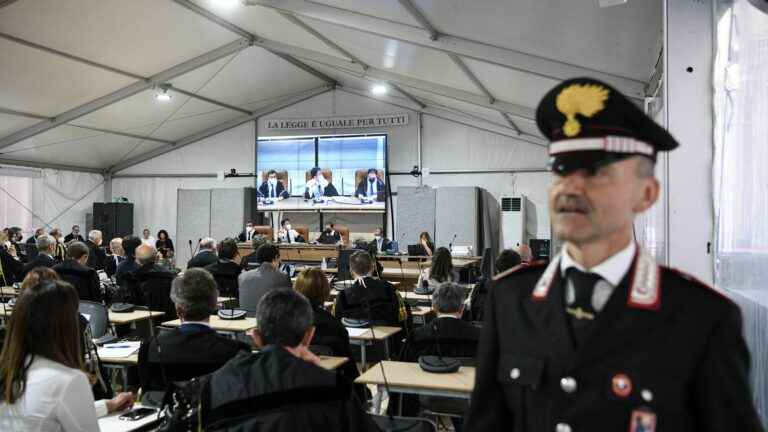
[566,268,602,315]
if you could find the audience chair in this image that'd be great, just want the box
[334,225,350,246]
[371,415,438,432]
[294,226,310,243]
[78,300,111,339]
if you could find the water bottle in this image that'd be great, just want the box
[321,257,327,270]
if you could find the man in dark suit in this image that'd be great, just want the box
[239,235,268,271]
[187,237,218,269]
[25,228,44,261]
[465,78,761,431]
[204,237,242,298]
[203,289,378,431]
[316,222,341,245]
[237,222,254,243]
[368,227,391,254]
[333,250,403,327]
[238,244,291,313]
[21,234,56,279]
[85,229,107,271]
[104,237,125,279]
[64,225,85,243]
[138,268,250,393]
[53,241,102,303]
[257,169,290,200]
[132,244,176,317]
[355,168,386,202]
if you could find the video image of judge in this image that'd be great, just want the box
[256,135,387,212]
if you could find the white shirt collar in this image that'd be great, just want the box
[560,241,636,286]
[436,313,460,319]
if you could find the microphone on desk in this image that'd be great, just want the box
[449,234,458,252]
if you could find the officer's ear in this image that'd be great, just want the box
[632,157,660,213]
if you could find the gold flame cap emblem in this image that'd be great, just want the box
[555,83,610,137]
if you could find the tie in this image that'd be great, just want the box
[317,184,322,198]
[270,184,274,198]
[566,268,601,347]
[247,231,251,241]
[368,182,373,197]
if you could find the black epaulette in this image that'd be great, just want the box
[663,266,735,305]
[492,261,547,282]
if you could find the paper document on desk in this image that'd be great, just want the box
[346,328,370,337]
[98,341,141,358]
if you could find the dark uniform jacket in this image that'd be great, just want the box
[138,323,250,392]
[465,248,762,432]
[85,240,107,271]
[54,259,102,303]
[317,230,342,245]
[333,276,401,326]
[187,250,218,269]
[21,253,56,279]
[204,346,378,431]
[0,247,23,285]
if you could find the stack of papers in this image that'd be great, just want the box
[97,341,141,358]
[346,328,369,337]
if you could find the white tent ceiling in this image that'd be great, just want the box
[0,0,661,174]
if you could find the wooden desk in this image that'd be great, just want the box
[257,197,385,213]
[99,404,160,432]
[109,310,165,326]
[317,355,349,370]
[356,361,475,414]
[162,316,257,334]
[238,243,340,263]
[347,326,401,367]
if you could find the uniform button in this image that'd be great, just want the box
[560,376,577,393]
[510,368,521,380]
[555,422,572,432]
[641,389,653,402]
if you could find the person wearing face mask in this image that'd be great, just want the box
[258,169,290,201]
[316,222,341,245]
[303,167,338,200]
[238,222,255,242]
[368,227,391,254]
[355,168,386,202]
[278,219,305,244]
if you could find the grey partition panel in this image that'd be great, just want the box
[436,187,478,250]
[177,189,212,269]
[211,188,246,242]
[396,186,436,252]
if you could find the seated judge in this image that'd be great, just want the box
[21,234,56,279]
[138,268,251,393]
[333,250,402,326]
[316,222,341,245]
[369,227,391,254]
[202,289,378,431]
[237,222,254,242]
[356,168,386,202]
[277,219,305,244]
[204,237,242,298]
[258,169,289,200]
[63,225,85,243]
[238,244,292,313]
[53,241,102,303]
[303,167,338,199]
[187,237,218,269]
[104,237,124,279]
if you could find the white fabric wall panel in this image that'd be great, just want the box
[210,188,245,243]
[0,168,103,239]
[421,116,548,170]
[257,91,418,172]
[176,189,212,267]
[119,122,256,175]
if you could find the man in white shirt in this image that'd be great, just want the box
[277,219,305,244]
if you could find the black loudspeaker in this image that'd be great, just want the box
[529,239,551,261]
[93,203,134,242]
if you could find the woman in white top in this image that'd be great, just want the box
[141,228,156,247]
[0,279,134,432]
[416,247,457,294]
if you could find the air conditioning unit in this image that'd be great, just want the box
[501,196,528,250]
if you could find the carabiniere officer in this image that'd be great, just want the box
[464,78,763,432]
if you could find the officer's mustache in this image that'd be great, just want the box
[554,194,591,214]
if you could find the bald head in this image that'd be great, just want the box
[136,244,157,266]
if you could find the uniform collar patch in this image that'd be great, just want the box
[532,247,662,310]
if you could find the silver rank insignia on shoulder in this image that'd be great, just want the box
[565,306,595,320]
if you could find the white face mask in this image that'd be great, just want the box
[268,178,277,186]
[246,226,253,232]
[3,241,10,248]
[374,235,381,240]
[285,224,292,231]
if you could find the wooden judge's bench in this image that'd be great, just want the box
[237,243,340,262]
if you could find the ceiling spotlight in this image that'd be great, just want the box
[371,84,388,95]
[154,88,171,102]
[214,0,241,8]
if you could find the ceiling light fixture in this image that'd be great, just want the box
[214,0,241,8]
[371,84,388,95]
[154,87,171,102]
